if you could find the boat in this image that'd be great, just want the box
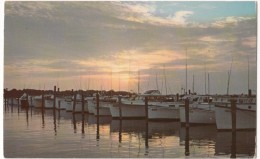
[55,96,72,110]
[44,94,55,109]
[8,97,19,105]
[87,96,115,116]
[109,90,162,119]
[215,95,256,130]
[19,93,29,108]
[148,95,184,121]
[109,95,146,119]
[179,95,215,125]
[34,95,43,108]
[67,93,88,113]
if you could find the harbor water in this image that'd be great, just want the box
[4,105,256,158]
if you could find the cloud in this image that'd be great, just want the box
[241,36,256,48]
[199,36,234,42]
[211,16,255,28]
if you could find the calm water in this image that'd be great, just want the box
[4,105,256,158]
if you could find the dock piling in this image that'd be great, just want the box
[118,96,122,120]
[53,86,56,109]
[82,92,85,114]
[73,93,76,113]
[96,93,100,140]
[231,99,237,158]
[145,96,149,148]
[185,98,189,127]
[42,91,45,109]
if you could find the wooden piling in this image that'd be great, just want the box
[30,96,33,107]
[4,89,6,108]
[145,97,148,120]
[58,101,61,110]
[73,93,76,113]
[231,99,237,158]
[53,107,57,136]
[185,126,190,156]
[26,93,29,107]
[96,93,100,140]
[176,93,179,101]
[96,93,99,116]
[53,86,56,109]
[118,96,122,120]
[17,99,20,114]
[82,93,85,114]
[17,98,20,109]
[185,98,189,127]
[81,113,85,134]
[145,96,149,148]
[42,91,44,109]
[184,98,190,156]
[231,99,236,132]
[73,114,76,133]
[119,119,122,143]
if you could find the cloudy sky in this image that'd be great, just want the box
[4,1,257,95]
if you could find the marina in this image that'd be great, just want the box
[4,1,257,158]
[4,103,256,158]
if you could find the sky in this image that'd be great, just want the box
[4,1,257,95]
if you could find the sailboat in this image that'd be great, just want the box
[179,49,215,125]
[215,57,256,130]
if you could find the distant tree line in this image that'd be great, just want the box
[4,88,132,98]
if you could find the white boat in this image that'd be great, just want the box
[8,97,19,105]
[109,90,164,119]
[109,97,146,119]
[34,94,55,109]
[34,95,43,108]
[19,93,29,108]
[180,95,215,125]
[67,93,88,113]
[148,100,184,121]
[28,95,35,107]
[55,96,72,110]
[215,96,256,130]
[87,96,114,116]
[44,94,55,109]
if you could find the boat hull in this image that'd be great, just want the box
[180,106,215,125]
[109,103,146,119]
[148,106,179,121]
[215,105,256,130]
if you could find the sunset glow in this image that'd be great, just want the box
[4,1,256,94]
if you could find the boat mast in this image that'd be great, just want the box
[156,72,159,91]
[163,64,167,95]
[138,67,140,94]
[208,73,210,95]
[227,58,233,95]
[185,48,187,95]
[248,55,250,91]
[192,74,194,94]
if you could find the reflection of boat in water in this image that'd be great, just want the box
[179,125,217,143]
[110,119,146,133]
[148,121,180,137]
[215,131,256,157]
[87,114,112,125]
